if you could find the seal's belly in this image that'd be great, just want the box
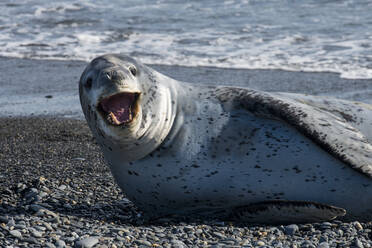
[109,110,372,218]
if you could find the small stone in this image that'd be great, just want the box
[58,185,67,190]
[320,222,332,229]
[43,222,54,231]
[25,188,39,199]
[353,238,364,248]
[31,229,43,238]
[17,183,26,191]
[135,239,152,246]
[7,218,15,227]
[213,232,227,239]
[63,203,72,209]
[73,157,86,161]
[301,240,315,248]
[30,204,44,212]
[319,236,328,243]
[39,191,48,198]
[284,224,299,235]
[23,237,38,244]
[171,239,187,248]
[35,226,46,231]
[269,227,281,234]
[317,242,329,248]
[46,242,57,248]
[241,240,250,246]
[184,226,194,232]
[75,236,100,248]
[256,240,265,246]
[55,240,66,248]
[0,216,8,223]
[9,229,22,239]
[353,221,363,231]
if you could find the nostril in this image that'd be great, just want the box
[104,70,125,82]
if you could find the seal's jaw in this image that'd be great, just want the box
[98,92,141,126]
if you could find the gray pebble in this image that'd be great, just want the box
[25,188,39,200]
[301,240,315,248]
[63,203,73,209]
[7,218,15,227]
[183,226,194,232]
[46,242,57,248]
[14,224,27,229]
[39,191,48,198]
[35,225,46,232]
[31,229,43,238]
[58,185,67,190]
[55,240,66,248]
[353,238,364,248]
[9,229,22,239]
[23,237,39,244]
[43,222,54,231]
[213,231,227,239]
[319,236,328,243]
[320,222,332,230]
[171,239,188,248]
[17,183,26,191]
[30,204,44,212]
[284,224,299,235]
[135,239,152,246]
[75,236,100,248]
[0,216,9,223]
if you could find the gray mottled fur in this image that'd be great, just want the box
[80,54,372,223]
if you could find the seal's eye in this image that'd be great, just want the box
[85,77,92,89]
[129,66,137,77]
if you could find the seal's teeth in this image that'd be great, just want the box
[107,112,121,125]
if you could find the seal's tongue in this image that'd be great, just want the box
[100,93,135,125]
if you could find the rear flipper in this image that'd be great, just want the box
[230,200,346,224]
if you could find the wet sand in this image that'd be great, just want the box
[0,56,371,119]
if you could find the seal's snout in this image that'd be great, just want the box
[100,69,128,87]
[104,70,126,82]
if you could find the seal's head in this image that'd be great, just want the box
[79,54,178,161]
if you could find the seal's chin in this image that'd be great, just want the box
[98,92,140,126]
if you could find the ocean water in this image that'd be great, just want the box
[1,0,372,79]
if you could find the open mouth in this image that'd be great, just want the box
[98,92,140,125]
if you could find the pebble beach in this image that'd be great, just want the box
[0,57,372,247]
[0,117,372,247]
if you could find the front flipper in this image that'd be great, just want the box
[230,200,346,224]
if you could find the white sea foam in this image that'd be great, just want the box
[0,0,371,79]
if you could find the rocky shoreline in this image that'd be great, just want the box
[0,117,371,247]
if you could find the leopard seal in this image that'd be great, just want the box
[79,54,372,223]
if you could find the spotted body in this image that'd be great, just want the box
[80,54,372,223]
